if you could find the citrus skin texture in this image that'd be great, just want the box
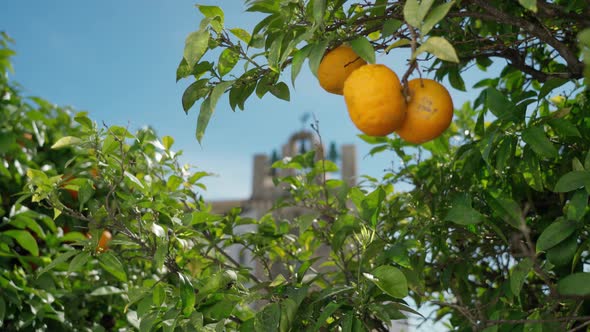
[396,78,454,144]
[318,45,367,95]
[97,230,112,253]
[343,64,407,136]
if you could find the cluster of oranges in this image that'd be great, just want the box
[317,45,454,144]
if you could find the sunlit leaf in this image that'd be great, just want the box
[184,29,210,67]
[51,136,82,149]
[4,230,39,256]
[414,36,459,63]
[350,37,375,64]
[369,265,408,298]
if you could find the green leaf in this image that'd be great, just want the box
[547,235,577,266]
[403,0,421,28]
[485,87,517,120]
[421,1,454,35]
[539,78,567,99]
[197,5,224,25]
[51,136,82,149]
[177,58,191,81]
[279,299,297,332]
[548,118,581,138]
[521,126,558,159]
[68,251,91,274]
[536,219,577,253]
[291,44,312,86]
[350,37,376,64]
[510,257,533,296]
[184,29,210,67]
[37,250,77,276]
[162,136,174,150]
[313,302,342,330]
[557,273,590,296]
[4,230,39,256]
[98,252,128,282]
[523,311,542,332]
[124,171,145,189]
[269,82,290,101]
[229,28,251,44]
[554,171,590,192]
[444,195,484,225]
[312,0,326,26]
[382,19,402,37]
[522,147,544,191]
[369,265,408,298]
[179,273,196,317]
[182,79,210,113]
[487,195,524,229]
[518,0,537,12]
[385,39,411,53]
[254,303,280,331]
[448,68,465,91]
[308,40,329,77]
[413,36,459,63]
[566,190,588,221]
[74,112,93,129]
[196,81,233,143]
[218,48,239,76]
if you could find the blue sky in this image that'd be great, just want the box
[1,0,480,201]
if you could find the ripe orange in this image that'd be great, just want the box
[97,230,112,253]
[395,78,454,144]
[343,64,407,136]
[317,45,367,95]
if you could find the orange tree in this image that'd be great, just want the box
[5,1,590,332]
[174,0,590,331]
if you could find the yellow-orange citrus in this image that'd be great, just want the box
[343,64,407,136]
[97,230,112,253]
[317,45,367,95]
[395,78,454,144]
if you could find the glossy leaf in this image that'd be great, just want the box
[369,265,408,298]
[51,136,82,149]
[308,40,329,77]
[536,219,577,253]
[4,230,38,256]
[291,44,312,86]
[179,273,196,317]
[350,37,376,64]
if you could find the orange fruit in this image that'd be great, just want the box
[317,45,367,95]
[97,230,112,253]
[395,78,454,144]
[343,64,407,136]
